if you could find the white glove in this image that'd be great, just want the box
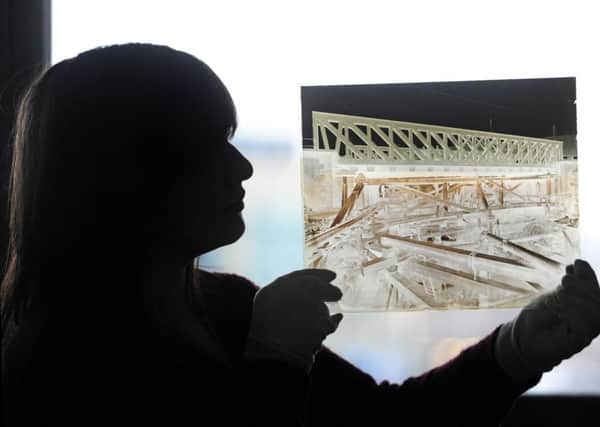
[495,259,600,381]
[246,269,344,371]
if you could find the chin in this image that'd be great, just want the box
[193,215,246,256]
[223,214,246,244]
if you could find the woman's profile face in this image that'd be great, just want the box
[151,133,254,259]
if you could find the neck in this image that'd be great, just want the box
[138,255,192,326]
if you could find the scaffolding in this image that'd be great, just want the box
[304,113,578,312]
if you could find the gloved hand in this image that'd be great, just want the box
[495,259,600,381]
[245,269,344,371]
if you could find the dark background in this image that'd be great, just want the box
[0,1,597,424]
[301,78,577,158]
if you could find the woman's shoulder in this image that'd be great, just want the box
[188,269,259,359]
[192,268,259,300]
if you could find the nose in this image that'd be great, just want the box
[230,143,253,181]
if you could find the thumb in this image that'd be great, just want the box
[574,259,598,283]
[571,260,600,299]
[327,313,344,334]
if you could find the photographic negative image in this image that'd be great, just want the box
[301,78,578,312]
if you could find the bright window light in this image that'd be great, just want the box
[52,0,600,394]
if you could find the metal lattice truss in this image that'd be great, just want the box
[312,112,563,166]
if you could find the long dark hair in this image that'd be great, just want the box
[1,44,237,345]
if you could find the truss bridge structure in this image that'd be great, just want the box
[311,111,563,167]
[303,112,578,312]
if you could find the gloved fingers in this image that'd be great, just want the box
[287,268,337,283]
[522,295,563,328]
[574,259,599,284]
[306,279,343,302]
[529,290,561,315]
[515,306,574,370]
[554,290,600,346]
[315,300,331,317]
[561,272,600,301]
[560,273,577,293]
[532,322,573,370]
[513,289,598,376]
[562,288,600,327]
[518,286,599,343]
[544,285,600,330]
[566,264,575,275]
[312,304,343,338]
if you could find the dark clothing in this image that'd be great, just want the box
[2,270,540,426]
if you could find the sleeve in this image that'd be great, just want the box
[192,270,312,425]
[239,356,312,426]
[194,270,540,426]
[307,327,541,427]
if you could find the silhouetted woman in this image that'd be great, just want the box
[3,44,600,426]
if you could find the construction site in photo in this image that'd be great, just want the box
[303,112,579,312]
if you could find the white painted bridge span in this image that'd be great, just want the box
[311,112,563,166]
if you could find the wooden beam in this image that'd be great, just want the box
[484,232,562,268]
[330,177,365,227]
[363,175,552,186]
[476,180,489,210]
[307,206,377,246]
[341,176,348,206]
[380,233,528,267]
[415,260,535,295]
[442,182,449,212]
[485,179,527,203]
[395,184,476,213]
